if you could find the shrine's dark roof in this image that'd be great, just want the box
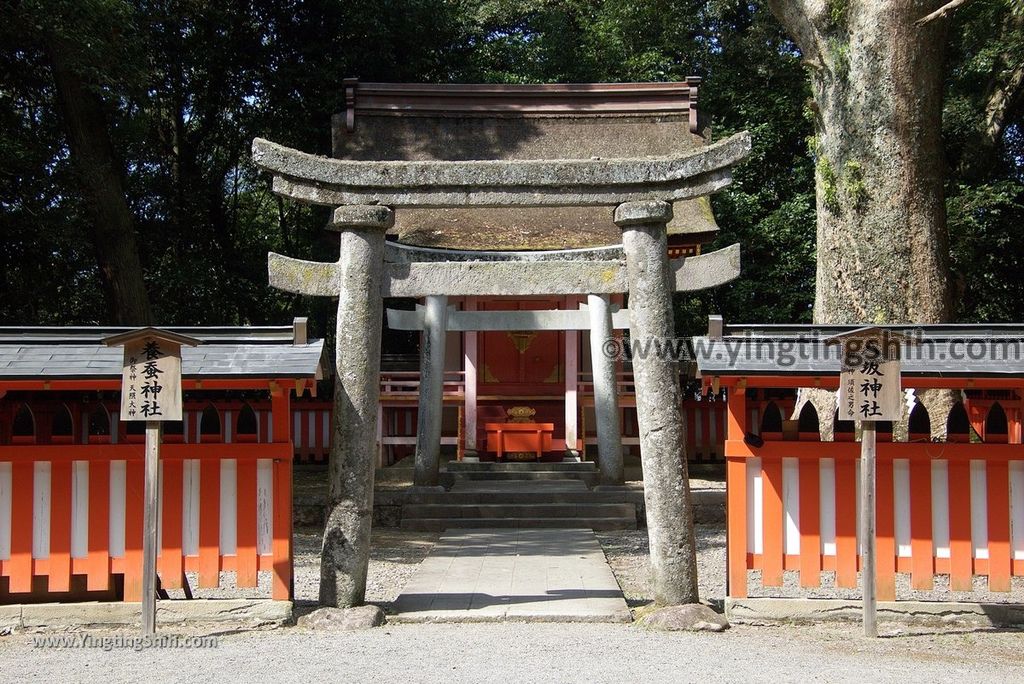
[333,80,720,250]
[693,323,1024,378]
[0,325,326,380]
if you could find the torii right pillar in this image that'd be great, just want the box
[615,200,699,606]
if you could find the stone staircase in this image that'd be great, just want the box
[400,462,638,532]
[439,461,601,487]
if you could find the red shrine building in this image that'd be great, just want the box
[335,80,729,466]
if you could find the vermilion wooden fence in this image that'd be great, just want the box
[0,393,294,602]
[310,374,730,466]
[725,387,1024,599]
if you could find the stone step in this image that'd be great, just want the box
[403,503,637,519]
[400,517,636,532]
[443,470,600,486]
[451,479,590,492]
[403,490,639,506]
[445,461,597,472]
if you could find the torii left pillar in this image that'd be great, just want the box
[615,199,699,606]
[414,294,448,486]
[320,204,392,607]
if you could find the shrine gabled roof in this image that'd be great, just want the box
[0,326,326,381]
[692,323,1024,378]
[330,80,722,250]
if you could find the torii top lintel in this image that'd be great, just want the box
[251,131,750,209]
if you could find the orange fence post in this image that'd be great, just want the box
[49,460,73,593]
[236,458,258,587]
[272,457,293,600]
[160,459,184,589]
[986,460,1011,592]
[271,387,293,600]
[798,458,821,587]
[875,458,896,601]
[725,387,748,597]
[9,461,34,593]
[762,457,784,587]
[948,460,974,591]
[124,458,145,601]
[834,458,858,589]
[87,459,111,591]
[198,457,221,588]
[909,459,934,590]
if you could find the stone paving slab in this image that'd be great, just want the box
[392,528,631,623]
[3,599,291,631]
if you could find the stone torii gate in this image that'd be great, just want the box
[253,131,751,607]
[383,240,742,487]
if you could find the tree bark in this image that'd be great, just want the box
[768,1,953,325]
[46,36,153,325]
[771,2,957,440]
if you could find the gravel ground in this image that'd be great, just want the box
[293,526,438,613]
[6,517,1024,681]
[3,621,1023,683]
[168,513,1024,610]
[598,524,726,608]
[158,528,439,608]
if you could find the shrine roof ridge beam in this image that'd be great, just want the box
[387,305,633,331]
[269,242,740,298]
[384,241,625,263]
[252,131,751,208]
[716,322,1024,339]
[0,325,296,344]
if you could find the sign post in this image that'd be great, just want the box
[828,328,908,638]
[103,328,199,636]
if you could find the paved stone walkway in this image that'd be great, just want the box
[392,528,631,622]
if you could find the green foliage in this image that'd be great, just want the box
[826,36,849,76]
[0,0,818,333]
[942,0,1024,322]
[948,181,1024,321]
[841,160,867,208]
[4,0,1019,334]
[817,156,840,213]
[826,0,848,30]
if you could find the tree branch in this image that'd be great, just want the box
[766,0,825,69]
[915,0,975,26]
[984,60,1024,147]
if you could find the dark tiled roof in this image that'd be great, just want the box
[693,324,1024,378]
[333,81,720,250]
[0,327,325,380]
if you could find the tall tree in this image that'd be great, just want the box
[11,0,154,324]
[767,0,955,325]
[45,32,153,325]
[943,0,1024,322]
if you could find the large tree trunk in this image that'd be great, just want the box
[46,37,153,325]
[769,1,953,325]
[770,2,958,439]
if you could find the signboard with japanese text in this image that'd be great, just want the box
[119,336,183,421]
[838,359,902,422]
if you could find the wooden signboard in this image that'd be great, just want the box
[120,337,183,421]
[837,359,902,422]
[103,328,199,636]
[826,327,913,639]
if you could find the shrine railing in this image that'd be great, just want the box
[0,442,293,602]
[724,384,1024,601]
[379,370,467,400]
